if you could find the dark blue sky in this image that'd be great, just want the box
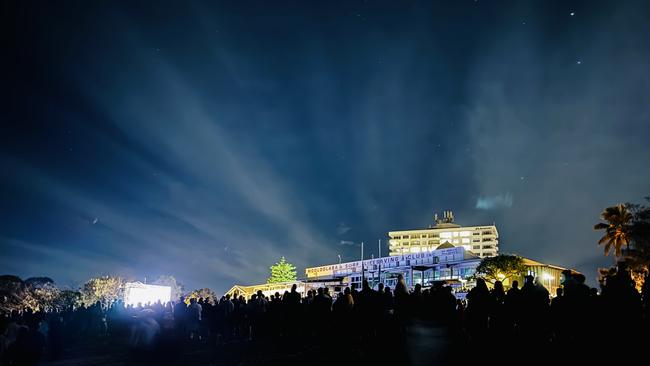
[2,0,650,292]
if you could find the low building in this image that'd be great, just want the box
[225,280,340,299]
[226,248,578,300]
[518,258,578,296]
[305,246,481,293]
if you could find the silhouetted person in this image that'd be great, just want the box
[466,278,491,342]
[7,320,46,366]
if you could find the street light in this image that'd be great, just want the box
[337,254,341,264]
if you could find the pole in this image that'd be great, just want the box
[361,242,365,285]
[378,239,382,286]
[361,241,364,262]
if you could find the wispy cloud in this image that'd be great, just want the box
[337,222,352,235]
[476,193,513,210]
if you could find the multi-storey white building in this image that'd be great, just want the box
[388,211,499,258]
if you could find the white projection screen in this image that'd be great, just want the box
[124,282,171,306]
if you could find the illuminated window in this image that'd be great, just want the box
[440,232,452,239]
[462,238,470,244]
[452,232,459,237]
[412,247,421,253]
[460,231,471,237]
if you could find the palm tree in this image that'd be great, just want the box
[594,204,632,257]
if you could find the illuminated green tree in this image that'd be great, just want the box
[25,277,60,311]
[475,254,526,284]
[0,276,81,312]
[184,288,217,304]
[267,257,297,284]
[80,276,124,307]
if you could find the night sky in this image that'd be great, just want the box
[2,0,650,293]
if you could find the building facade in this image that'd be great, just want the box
[388,211,498,258]
[305,246,481,292]
[226,249,576,300]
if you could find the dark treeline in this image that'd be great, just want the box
[1,265,649,365]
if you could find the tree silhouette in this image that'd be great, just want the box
[594,204,632,257]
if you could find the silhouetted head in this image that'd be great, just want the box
[524,275,534,285]
[190,298,196,304]
[257,290,263,297]
[378,283,384,292]
[317,287,324,295]
[494,281,504,292]
[474,278,489,293]
[179,296,185,303]
[344,287,351,295]
[556,288,563,297]
[511,280,519,289]
[362,280,370,290]
[292,284,297,292]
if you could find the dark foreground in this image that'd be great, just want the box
[4,269,649,365]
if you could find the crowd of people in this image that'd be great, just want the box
[1,264,649,365]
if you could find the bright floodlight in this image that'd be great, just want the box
[124,282,171,306]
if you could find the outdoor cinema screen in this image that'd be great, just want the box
[124,282,171,306]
